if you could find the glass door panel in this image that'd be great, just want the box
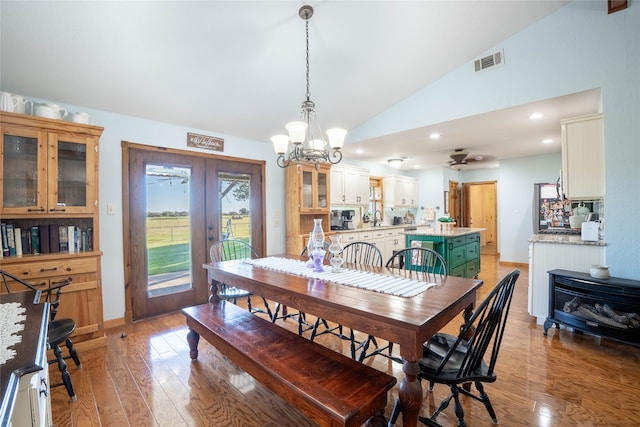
[302,168,313,209]
[145,164,193,297]
[317,170,327,209]
[2,135,39,207]
[57,141,87,208]
[1,131,47,214]
[219,172,252,245]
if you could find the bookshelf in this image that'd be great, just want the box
[1,111,105,351]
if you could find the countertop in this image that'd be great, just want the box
[332,225,487,237]
[529,234,606,246]
[332,224,420,233]
[404,227,487,237]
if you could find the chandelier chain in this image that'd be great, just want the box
[305,17,310,102]
[271,5,346,169]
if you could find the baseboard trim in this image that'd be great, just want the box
[499,260,528,268]
[104,317,126,329]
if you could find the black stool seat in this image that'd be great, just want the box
[48,318,76,345]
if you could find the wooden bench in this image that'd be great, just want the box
[182,301,397,427]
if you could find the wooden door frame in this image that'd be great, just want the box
[462,180,498,253]
[121,141,266,323]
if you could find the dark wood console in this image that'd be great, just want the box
[544,269,640,346]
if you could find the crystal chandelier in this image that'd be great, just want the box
[271,5,347,169]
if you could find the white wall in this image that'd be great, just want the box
[351,1,640,279]
[23,101,286,321]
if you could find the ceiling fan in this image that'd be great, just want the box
[448,149,495,170]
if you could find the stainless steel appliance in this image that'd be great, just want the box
[533,183,576,234]
[330,210,345,230]
[341,210,355,230]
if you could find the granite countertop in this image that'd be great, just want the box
[529,234,606,246]
[403,227,487,237]
[333,224,419,233]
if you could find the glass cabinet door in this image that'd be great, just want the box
[48,134,97,214]
[316,169,328,209]
[1,129,47,214]
[301,168,313,209]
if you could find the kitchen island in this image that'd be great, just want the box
[405,227,487,278]
[528,233,606,324]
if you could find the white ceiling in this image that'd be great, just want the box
[1,1,600,170]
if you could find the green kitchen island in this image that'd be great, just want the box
[404,227,486,278]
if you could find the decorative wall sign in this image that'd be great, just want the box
[187,132,224,152]
[608,0,627,14]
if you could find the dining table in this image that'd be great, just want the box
[203,254,483,427]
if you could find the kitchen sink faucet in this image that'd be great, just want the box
[373,210,383,227]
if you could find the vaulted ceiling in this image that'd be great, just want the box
[1,1,599,170]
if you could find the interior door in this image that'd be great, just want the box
[463,181,497,253]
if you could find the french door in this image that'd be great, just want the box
[124,143,265,320]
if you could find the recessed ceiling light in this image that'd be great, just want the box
[542,138,553,144]
[413,165,420,169]
[355,148,364,154]
[429,132,440,139]
[529,113,543,120]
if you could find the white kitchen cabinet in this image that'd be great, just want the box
[330,164,370,206]
[561,113,604,200]
[528,240,605,324]
[383,175,418,208]
[383,228,405,261]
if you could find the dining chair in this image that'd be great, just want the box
[387,269,520,427]
[270,240,332,334]
[358,247,448,362]
[1,269,82,401]
[209,239,272,319]
[309,241,383,359]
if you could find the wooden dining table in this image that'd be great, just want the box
[203,255,483,427]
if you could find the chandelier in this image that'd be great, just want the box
[271,5,347,169]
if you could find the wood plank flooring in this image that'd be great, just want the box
[50,255,640,426]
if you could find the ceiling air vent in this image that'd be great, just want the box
[474,49,504,72]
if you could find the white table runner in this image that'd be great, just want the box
[243,257,435,298]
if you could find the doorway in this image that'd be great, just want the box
[462,181,498,255]
[123,142,265,321]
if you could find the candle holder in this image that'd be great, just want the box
[312,249,326,272]
[328,235,344,273]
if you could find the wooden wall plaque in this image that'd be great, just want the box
[187,132,224,152]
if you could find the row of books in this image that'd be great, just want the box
[1,223,93,258]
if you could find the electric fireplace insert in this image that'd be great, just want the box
[545,269,640,346]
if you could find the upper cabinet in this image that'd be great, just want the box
[1,113,100,216]
[284,163,331,254]
[561,113,604,200]
[330,164,370,206]
[383,175,418,208]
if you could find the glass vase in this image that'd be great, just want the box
[329,235,344,273]
[311,218,325,252]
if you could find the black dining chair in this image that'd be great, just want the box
[358,246,448,362]
[209,239,272,319]
[309,241,383,359]
[1,269,82,401]
[388,269,520,427]
[270,240,331,334]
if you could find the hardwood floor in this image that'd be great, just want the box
[50,255,640,426]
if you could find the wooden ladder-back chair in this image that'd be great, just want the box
[209,239,272,319]
[1,269,81,401]
[359,247,448,362]
[388,269,521,427]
